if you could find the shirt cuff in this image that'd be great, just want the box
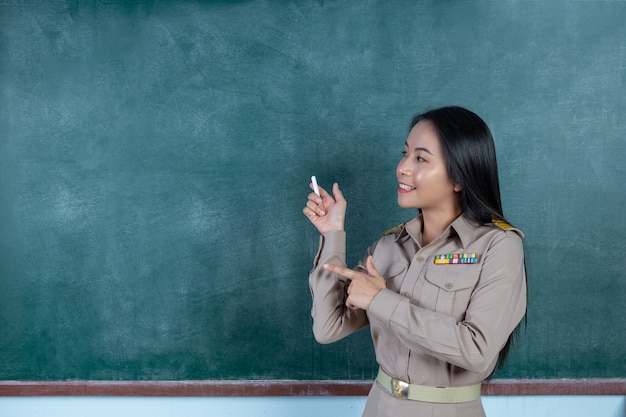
[368,288,405,324]
[323,230,346,253]
[313,230,346,267]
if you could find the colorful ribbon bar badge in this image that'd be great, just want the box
[434,253,478,265]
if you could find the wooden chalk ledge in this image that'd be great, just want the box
[0,379,625,397]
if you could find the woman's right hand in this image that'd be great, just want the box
[303,182,347,235]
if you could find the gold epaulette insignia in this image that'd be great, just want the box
[382,222,406,236]
[492,218,525,237]
[492,218,514,230]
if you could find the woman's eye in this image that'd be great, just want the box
[401,150,408,157]
[417,156,426,162]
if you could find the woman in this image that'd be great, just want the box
[303,106,526,417]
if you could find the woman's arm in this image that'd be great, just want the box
[309,231,370,344]
[303,182,370,343]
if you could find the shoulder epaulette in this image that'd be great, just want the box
[492,218,525,237]
[492,218,514,230]
[382,222,406,236]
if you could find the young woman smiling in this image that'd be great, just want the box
[303,106,527,417]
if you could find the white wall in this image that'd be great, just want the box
[0,396,624,417]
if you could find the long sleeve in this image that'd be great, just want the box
[308,230,369,344]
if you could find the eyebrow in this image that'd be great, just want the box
[405,142,435,156]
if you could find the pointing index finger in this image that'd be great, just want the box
[323,264,362,280]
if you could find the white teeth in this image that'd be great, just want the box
[399,183,415,190]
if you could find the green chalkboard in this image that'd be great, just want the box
[1,1,625,381]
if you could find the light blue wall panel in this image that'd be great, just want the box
[0,396,624,417]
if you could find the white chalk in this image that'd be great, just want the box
[311,175,320,197]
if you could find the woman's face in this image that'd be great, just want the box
[396,120,461,213]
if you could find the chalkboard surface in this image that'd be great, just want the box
[1,1,624,381]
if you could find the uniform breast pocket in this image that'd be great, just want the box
[424,265,480,320]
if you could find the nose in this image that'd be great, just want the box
[397,158,411,177]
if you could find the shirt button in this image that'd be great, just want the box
[445,283,453,290]
[416,256,425,263]
[401,291,410,298]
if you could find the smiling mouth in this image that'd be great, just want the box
[398,183,415,191]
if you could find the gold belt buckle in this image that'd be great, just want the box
[390,377,409,398]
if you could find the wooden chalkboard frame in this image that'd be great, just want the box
[1,379,624,396]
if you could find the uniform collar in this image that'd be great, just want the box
[400,214,479,249]
[449,215,481,249]
[401,216,422,243]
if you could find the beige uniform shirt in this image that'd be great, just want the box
[309,215,526,416]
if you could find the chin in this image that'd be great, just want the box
[397,198,417,209]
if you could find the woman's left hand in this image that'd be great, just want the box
[323,256,386,310]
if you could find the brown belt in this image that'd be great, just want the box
[376,368,482,403]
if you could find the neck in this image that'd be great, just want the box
[420,207,462,246]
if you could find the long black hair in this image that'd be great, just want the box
[410,106,505,224]
[410,106,525,371]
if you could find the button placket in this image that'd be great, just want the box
[398,251,429,300]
